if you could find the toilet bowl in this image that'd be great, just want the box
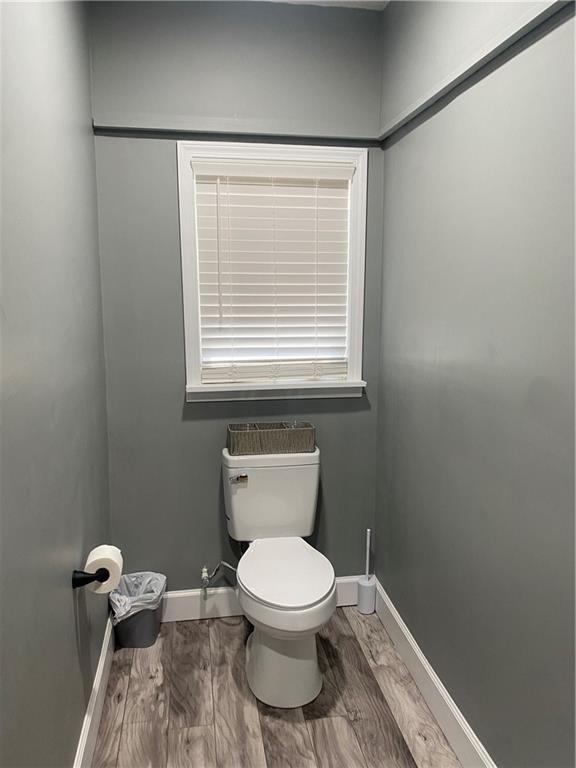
[237,537,337,708]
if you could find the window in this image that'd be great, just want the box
[177,141,368,402]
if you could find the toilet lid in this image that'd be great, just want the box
[237,537,335,610]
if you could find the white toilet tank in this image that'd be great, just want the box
[222,448,320,541]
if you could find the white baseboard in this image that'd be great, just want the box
[162,584,241,622]
[333,575,360,606]
[375,580,497,768]
[161,574,361,623]
[73,617,115,768]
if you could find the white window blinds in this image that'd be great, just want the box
[195,173,351,385]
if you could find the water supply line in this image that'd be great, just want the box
[201,560,237,590]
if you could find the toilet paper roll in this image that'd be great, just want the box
[84,545,123,594]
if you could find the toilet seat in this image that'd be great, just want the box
[237,537,335,610]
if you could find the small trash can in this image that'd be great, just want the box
[109,572,167,648]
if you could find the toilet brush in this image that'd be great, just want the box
[357,528,376,614]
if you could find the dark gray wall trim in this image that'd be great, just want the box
[88,2,383,140]
[93,1,575,150]
[379,0,573,141]
[92,124,383,148]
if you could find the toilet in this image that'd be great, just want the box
[222,447,336,708]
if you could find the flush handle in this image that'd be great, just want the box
[230,473,248,484]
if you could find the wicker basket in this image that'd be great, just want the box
[227,422,315,456]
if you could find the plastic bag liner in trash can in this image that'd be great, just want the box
[109,572,166,648]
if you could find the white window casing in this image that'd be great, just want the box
[177,141,368,402]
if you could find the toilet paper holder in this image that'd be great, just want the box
[71,568,110,589]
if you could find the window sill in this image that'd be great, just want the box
[185,381,366,403]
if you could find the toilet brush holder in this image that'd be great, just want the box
[357,575,376,614]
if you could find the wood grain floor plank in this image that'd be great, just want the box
[124,623,171,725]
[352,717,418,768]
[117,721,168,768]
[344,608,462,768]
[319,609,399,721]
[258,702,317,768]
[167,725,217,768]
[302,637,347,720]
[319,609,416,768]
[93,648,134,768]
[209,617,267,768]
[343,607,399,668]
[307,716,367,768]
[369,676,461,768]
[169,620,213,728]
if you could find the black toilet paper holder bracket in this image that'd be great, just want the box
[71,568,110,589]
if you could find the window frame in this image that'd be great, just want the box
[177,141,368,402]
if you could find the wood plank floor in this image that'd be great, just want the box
[93,608,461,768]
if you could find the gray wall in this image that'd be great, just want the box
[377,15,574,768]
[94,139,383,589]
[0,4,110,766]
[88,1,382,138]
[378,0,560,136]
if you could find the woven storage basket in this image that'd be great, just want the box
[227,422,315,456]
